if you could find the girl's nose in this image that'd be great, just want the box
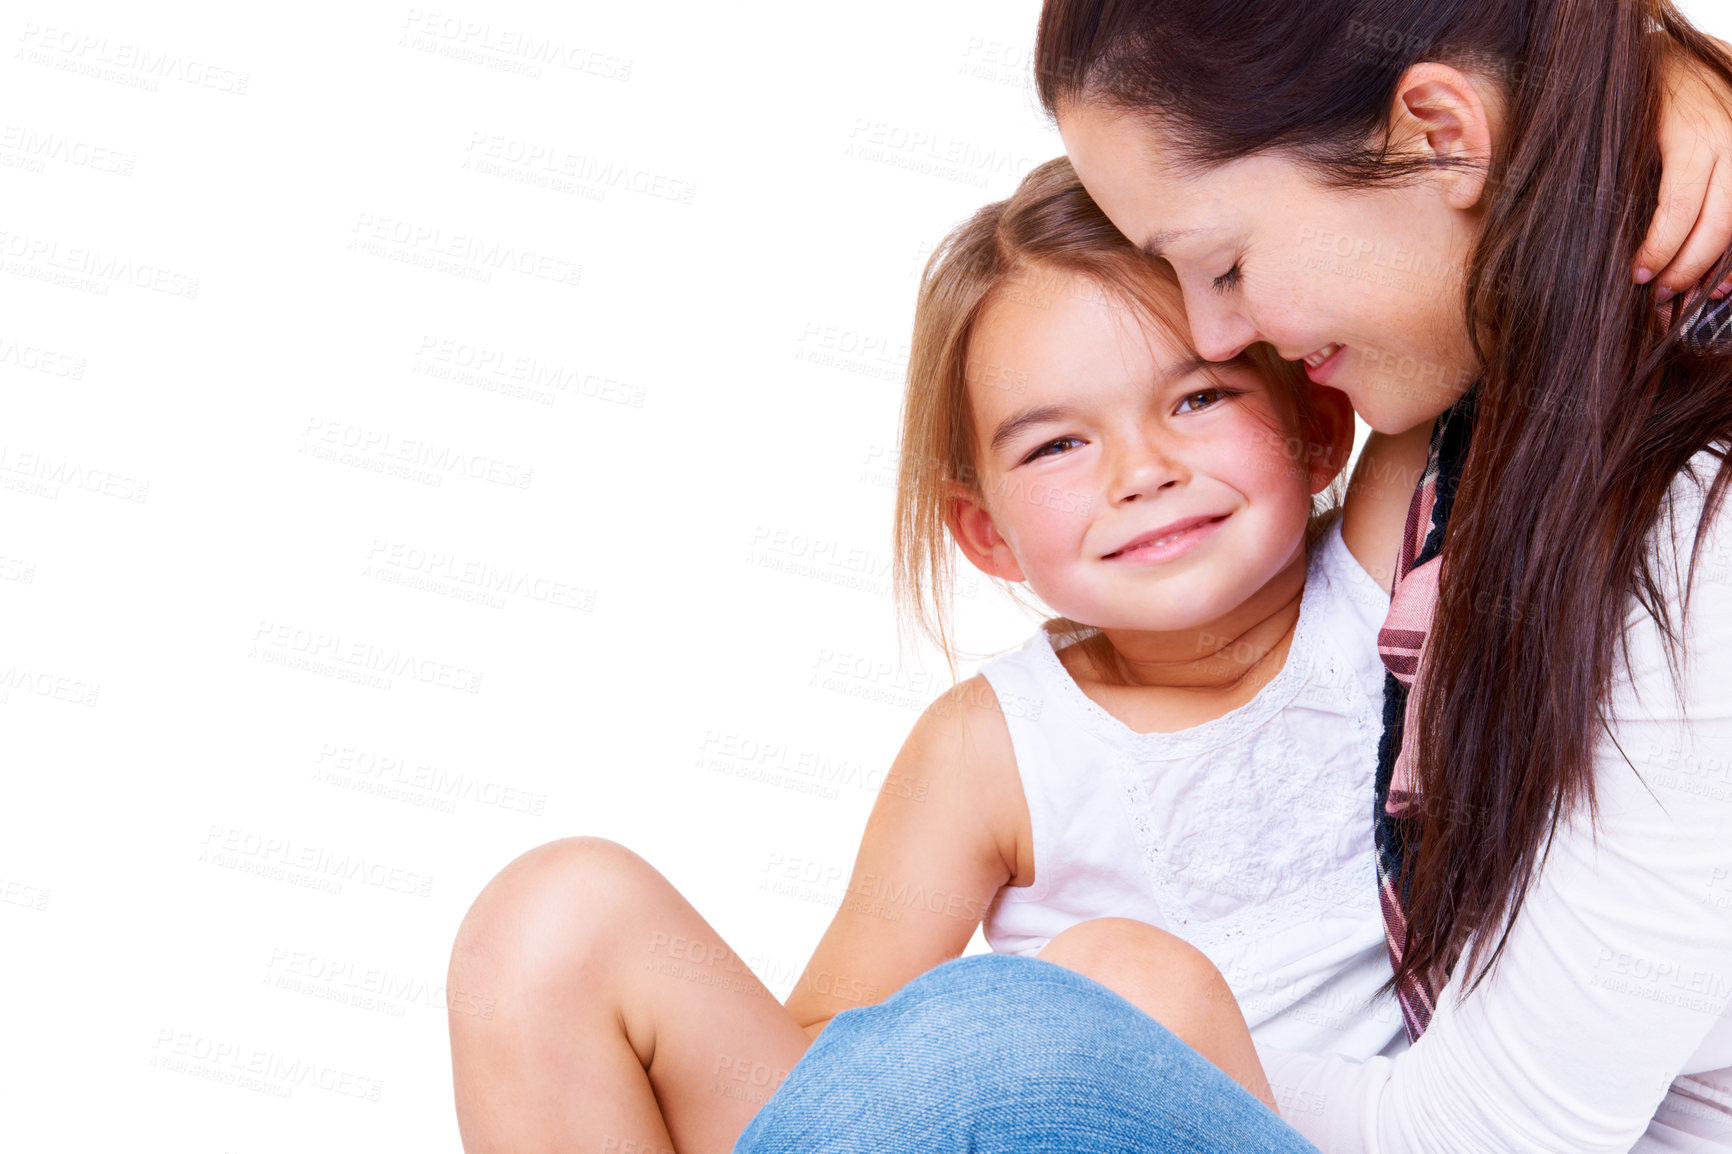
[1108,436,1185,504]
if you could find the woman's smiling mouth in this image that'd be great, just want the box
[1302,343,1347,384]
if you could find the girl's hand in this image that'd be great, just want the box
[1636,42,1732,303]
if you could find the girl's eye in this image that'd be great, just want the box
[1210,262,1242,294]
[1022,436,1083,464]
[1176,388,1230,414]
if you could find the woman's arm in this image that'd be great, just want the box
[1636,35,1732,300]
[1262,460,1732,1154]
[782,675,1030,1038]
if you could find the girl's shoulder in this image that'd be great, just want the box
[1307,510,1394,634]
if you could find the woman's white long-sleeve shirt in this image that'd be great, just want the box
[1260,449,1732,1154]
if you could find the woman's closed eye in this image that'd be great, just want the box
[1210,262,1242,294]
[1020,436,1085,464]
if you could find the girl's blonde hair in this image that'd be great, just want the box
[892,156,1335,667]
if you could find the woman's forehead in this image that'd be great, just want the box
[1059,105,1310,247]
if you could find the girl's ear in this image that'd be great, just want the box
[1391,62,1499,210]
[944,482,1026,582]
[1306,385,1358,495]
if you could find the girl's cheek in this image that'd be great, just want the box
[1005,460,1097,525]
[1013,498,1082,553]
[1004,488,1093,575]
[1222,424,1314,500]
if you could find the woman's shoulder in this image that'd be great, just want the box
[1607,444,1732,742]
[1649,444,1732,608]
[1661,444,1732,535]
[1581,448,1732,905]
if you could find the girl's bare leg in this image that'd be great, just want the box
[448,837,812,1154]
[1037,917,1275,1110]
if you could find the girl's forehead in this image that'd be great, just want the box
[967,286,1238,422]
[972,280,1174,389]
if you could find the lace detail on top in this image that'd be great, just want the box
[1027,523,1387,961]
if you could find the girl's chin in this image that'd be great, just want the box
[1076,613,1230,637]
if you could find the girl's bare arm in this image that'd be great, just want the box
[783,674,1030,1036]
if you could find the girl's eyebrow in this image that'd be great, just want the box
[987,359,1211,451]
[989,404,1073,452]
[1165,355,1213,381]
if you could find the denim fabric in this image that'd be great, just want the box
[734,953,1320,1153]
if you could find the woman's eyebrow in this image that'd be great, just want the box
[1140,227,1201,259]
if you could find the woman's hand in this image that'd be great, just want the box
[1636,41,1732,302]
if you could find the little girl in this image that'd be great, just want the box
[780,154,1419,1106]
[447,158,1429,1153]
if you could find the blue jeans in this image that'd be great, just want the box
[735,953,1319,1153]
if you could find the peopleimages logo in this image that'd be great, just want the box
[301,417,534,490]
[16,22,251,94]
[199,824,435,898]
[249,620,485,695]
[348,212,583,288]
[149,1028,383,1101]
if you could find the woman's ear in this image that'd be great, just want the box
[944,482,1026,582]
[1391,62,1501,210]
[1306,385,1358,495]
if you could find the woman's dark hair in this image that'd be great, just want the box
[1036,0,1732,996]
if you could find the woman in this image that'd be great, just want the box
[449,2,1732,1151]
[733,1,1732,1151]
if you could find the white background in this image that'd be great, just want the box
[5,2,1729,1149]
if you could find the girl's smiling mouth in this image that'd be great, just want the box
[1102,514,1230,563]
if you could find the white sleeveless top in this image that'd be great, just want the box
[977,518,1407,1060]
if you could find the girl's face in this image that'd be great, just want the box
[1058,104,1483,434]
[955,269,1345,635]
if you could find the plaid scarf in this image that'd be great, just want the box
[1371,293,1732,1042]
[1372,383,1476,1042]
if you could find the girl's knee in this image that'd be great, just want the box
[1041,918,1223,991]
[843,952,1135,1042]
[449,836,670,992]
[741,953,1219,1145]
[887,951,1055,1004]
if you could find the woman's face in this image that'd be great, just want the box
[1059,104,1483,434]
